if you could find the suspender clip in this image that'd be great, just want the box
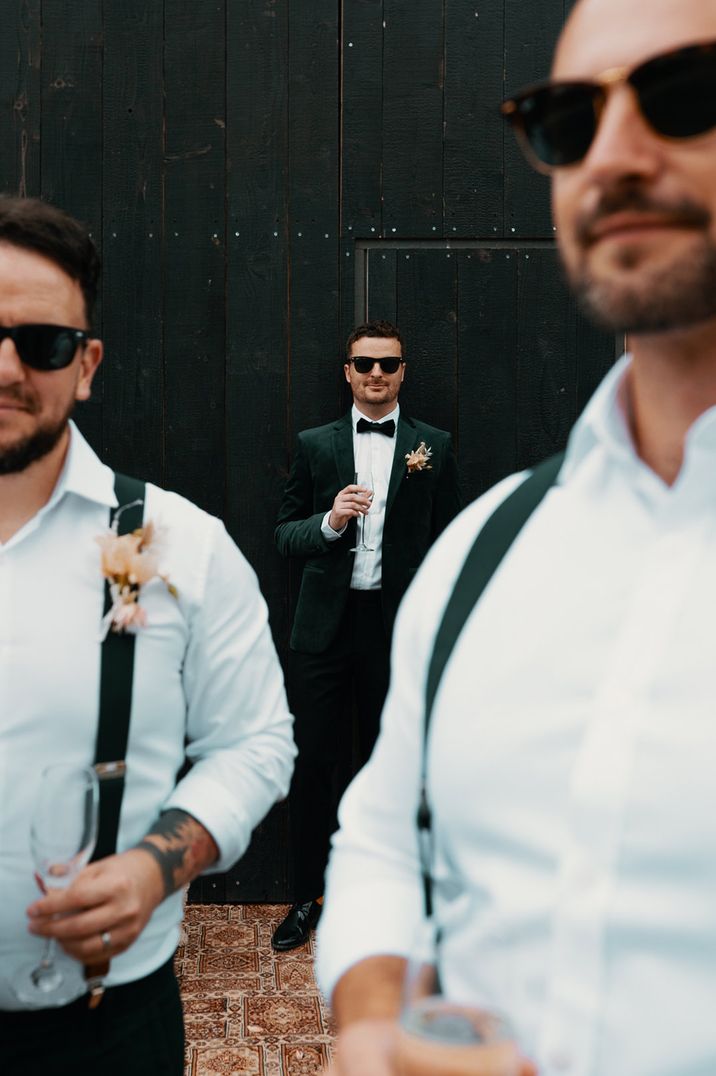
[94,760,127,781]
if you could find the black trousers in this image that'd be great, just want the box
[0,957,184,1076]
[287,588,391,900]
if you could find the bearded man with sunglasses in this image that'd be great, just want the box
[0,197,296,1075]
[316,2,716,1075]
[271,320,461,952]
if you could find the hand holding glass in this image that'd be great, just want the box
[397,918,532,1076]
[14,763,99,1006]
[349,471,374,552]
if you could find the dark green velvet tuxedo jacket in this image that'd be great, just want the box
[275,411,461,654]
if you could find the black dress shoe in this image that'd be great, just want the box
[271,901,322,952]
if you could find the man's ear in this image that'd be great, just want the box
[343,363,352,384]
[75,338,103,402]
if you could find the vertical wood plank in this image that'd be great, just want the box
[288,1,342,436]
[342,0,384,237]
[444,0,504,237]
[0,0,41,195]
[382,0,444,237]
[504,0,561,238]
[395,249,458,437]
[40,0,104,453]
[163,0,226,515]
[365,247,398,325]
[340,0,385,367]
[100,1,164,484]
[574,315,621,417]
[339,237,358,373]
[225,0,289,618]
[457,249,519,501]
[515,249,575,468]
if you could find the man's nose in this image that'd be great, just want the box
[582,84,663,185]
[0,336,26,384]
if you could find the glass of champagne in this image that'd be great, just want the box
[14,763,99,1006]
[397,916,532,1076]
[349,470,374,552]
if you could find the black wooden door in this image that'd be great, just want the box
[0,0,616,901]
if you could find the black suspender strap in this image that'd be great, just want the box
[91,472,146,864]
[417,452,565,918]
[84,473,145,1007]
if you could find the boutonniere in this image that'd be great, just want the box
[405,441,433,475]
[96,503,178,638]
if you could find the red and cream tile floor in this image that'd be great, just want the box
[175,904,336,1076]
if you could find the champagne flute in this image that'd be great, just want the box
[14,763,99,1006]
[349,470,375,552]
[397,916,532,1076]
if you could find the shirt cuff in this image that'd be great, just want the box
[164,770,252,873]
[316,870,423,1001]
[321,511,346,540]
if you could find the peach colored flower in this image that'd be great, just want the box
[405,441,433,474]
[96,515,176,637]
[110,593,149,632]
[96,531,160,585]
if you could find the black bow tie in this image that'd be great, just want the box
[356,418,395,437]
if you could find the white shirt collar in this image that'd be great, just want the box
[561,351,716,502]
[50,420,117,513]
[560,353,634,482]
[351,403,400,432]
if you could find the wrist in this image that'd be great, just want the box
[332,955,407,1026]
[128,844,172,904]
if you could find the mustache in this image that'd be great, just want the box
[575,187,711,245]
[0,388,36,410]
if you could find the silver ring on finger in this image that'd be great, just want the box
[101,930,112,952]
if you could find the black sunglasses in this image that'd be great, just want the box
[0,323,90,371]
[349,356,404,374]
[501,39,716,173]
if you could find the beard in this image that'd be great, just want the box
[567,237,716,334]
[564,186,716,334]
[0,405,71,475]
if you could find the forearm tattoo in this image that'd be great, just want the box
[134,809,219,898]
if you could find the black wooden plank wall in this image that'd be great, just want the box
[0,0,616,901]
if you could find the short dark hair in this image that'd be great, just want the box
[345,319,403,359]
[0,196,101,325]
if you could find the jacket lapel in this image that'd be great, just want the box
[332,412,355,490]
[386,415,415,517]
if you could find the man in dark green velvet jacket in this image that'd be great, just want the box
[271,320,461,951]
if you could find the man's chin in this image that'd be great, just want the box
[0,422,69,476]
[570,260,716,334]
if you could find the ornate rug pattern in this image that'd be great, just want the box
[176,904,335,1076]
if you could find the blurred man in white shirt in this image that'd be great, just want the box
[318,1,716,1074]
[0,196,295,1075]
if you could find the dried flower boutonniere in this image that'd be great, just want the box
[96,502,178,638]
[405,441,433,475]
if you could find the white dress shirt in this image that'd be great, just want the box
[0,422,295,1009]
[318,354,716,1076]
[321,404,399,590]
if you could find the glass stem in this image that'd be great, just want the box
[39,936,56,968]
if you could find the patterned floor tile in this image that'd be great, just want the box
[179,904,334,1076]
[190,1044,264,1075]
[185,1017,230,1041]
[185,996,230,1016]
[199,950,260,976]
[275,960,317,993]
[281,1045,331,1075]
[203,922,259,949]
[245,996,322,1037]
